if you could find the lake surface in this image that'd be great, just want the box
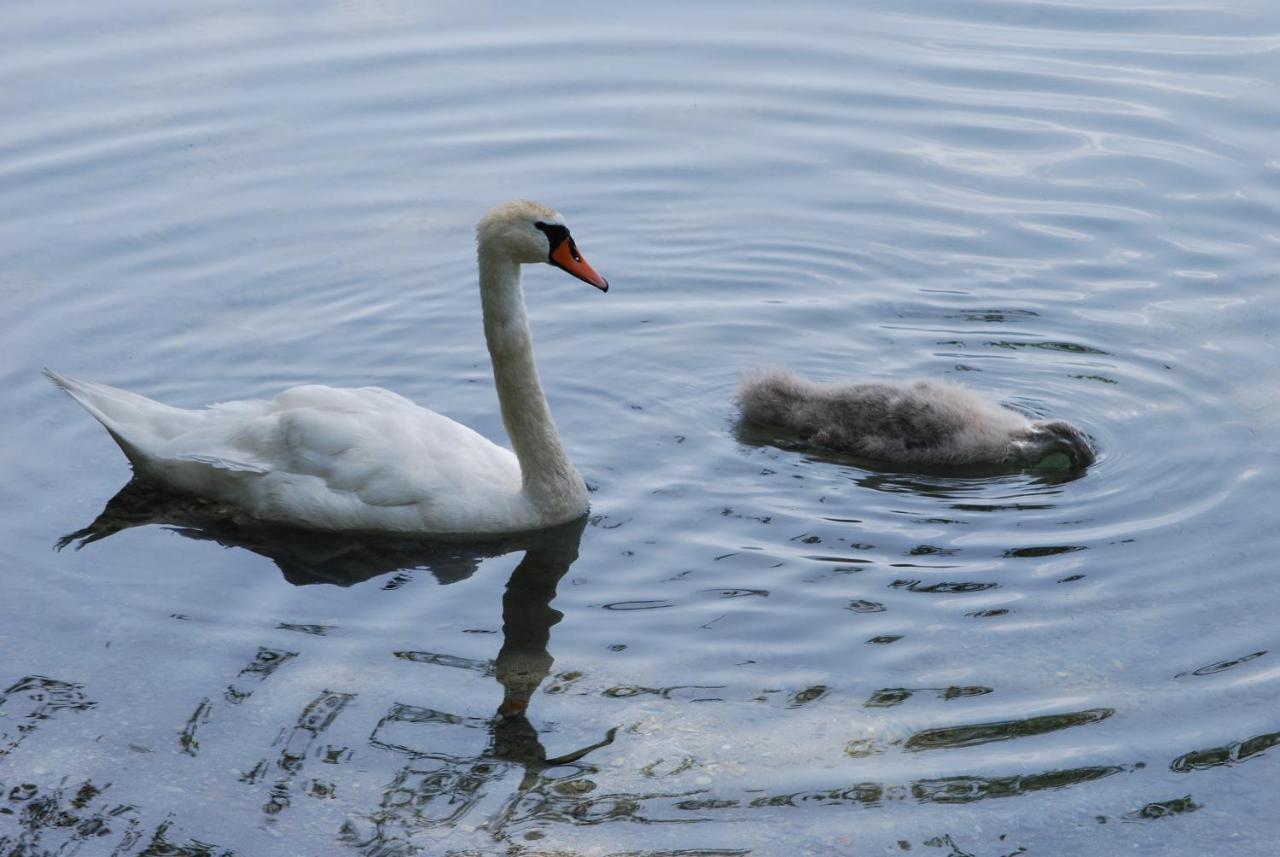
[3,1,1279,854]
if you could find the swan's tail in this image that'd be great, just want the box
[44,369,196,468]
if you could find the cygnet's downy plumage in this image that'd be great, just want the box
[738,369,1094,470]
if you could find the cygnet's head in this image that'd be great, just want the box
[1018,419,1096,471]
[476,200,608,291]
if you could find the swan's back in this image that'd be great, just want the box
[738,368,1080,466]
[47,371,533,533]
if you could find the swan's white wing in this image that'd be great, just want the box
[76,383,519,531]
[163,386,522,526]
[50,375,535,533]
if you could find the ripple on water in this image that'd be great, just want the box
[3,0,1280,854]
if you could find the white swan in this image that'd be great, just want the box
[739,369,1094,469]
[48,200,609,535]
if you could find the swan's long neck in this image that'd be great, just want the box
[478,251,586,516]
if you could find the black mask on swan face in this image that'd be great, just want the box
[534,221,608,291]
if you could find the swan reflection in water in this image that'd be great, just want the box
[59,479,617,810]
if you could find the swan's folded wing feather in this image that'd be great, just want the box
[263,388,519,507]
[173,453,271,474]
[131,385,522,529]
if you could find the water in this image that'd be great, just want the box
[2,1,1279,854]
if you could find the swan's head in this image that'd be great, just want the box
[1018,419,1096,471]
[477,200,609,292]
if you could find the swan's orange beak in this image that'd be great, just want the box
[550,238,609,292]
